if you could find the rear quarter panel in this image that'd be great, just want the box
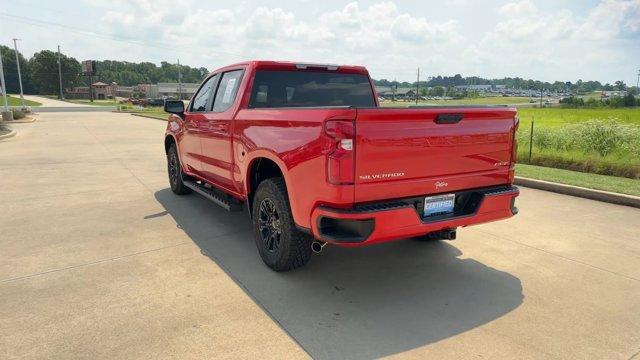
[234,108,357,229]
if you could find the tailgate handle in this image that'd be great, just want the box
[434,114,463,124]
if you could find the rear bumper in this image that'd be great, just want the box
[310,186,519,246]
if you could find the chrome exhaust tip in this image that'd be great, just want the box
[445,229,457,240]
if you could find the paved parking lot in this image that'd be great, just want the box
[1,112,640,359]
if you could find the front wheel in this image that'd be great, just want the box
[252,178,312,271]
[167,143,192,195]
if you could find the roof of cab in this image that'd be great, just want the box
[212,60,369,75]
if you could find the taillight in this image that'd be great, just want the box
[511,116,519,164]
[324,120,355,185]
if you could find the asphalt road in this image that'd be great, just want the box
[1,112,639,359]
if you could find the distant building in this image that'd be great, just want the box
[153,83,200,99]
[90,82,113,99]
[455,85,491,91]
[375,86,393,97]
[601,90,627,98]
[67,82,132,99]
[375,86,415,100]
[67,82,201,100]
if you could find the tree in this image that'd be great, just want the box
[29,50,81,94]
[622,93,637,107]
[0,45,33,93]
[431,86,444,97]
[614,80,626,91]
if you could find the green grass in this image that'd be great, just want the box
[381,97,532,106]
[118,105,167,120]
[517,108,640,128]
[4,95,41,107]
[516,164,640,197]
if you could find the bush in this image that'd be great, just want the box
[571,118,640,157]
[560,95,637,108]
[559,96,585,108]
[11,109,25,120]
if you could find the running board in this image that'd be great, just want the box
[183,180,243,212]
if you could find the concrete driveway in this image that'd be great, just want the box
[1,112,639,359]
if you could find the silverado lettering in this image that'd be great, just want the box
[163,60,519,271]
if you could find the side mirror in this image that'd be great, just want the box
[164,100,185,115]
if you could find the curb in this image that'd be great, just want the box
[0,129,17,141]
[7,116,37,124]
[129,113,167,121]
[514,176,640,209]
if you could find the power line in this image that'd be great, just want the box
[0,12,248,59]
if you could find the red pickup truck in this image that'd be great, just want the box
[163,61,519,271]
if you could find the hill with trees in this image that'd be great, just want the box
[0,44,634,96]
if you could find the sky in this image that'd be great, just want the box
[1,0,639,85]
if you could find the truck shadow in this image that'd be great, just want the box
[154,188,523,359]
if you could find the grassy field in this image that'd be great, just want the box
[517,108,640,128]
[516,164,640,197]
[5,95,41,107]
[515,108,640,179]
[381,97,532,106]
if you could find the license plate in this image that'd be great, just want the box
[423,194,455,217]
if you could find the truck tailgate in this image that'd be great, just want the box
[354,107,516,202]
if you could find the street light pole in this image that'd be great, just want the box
[177,59,183,100]
[57,45,64,100]
[12,38,25,108]
[0,48,13,121]
[415,67,419,105]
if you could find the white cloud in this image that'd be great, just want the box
[499,0,538,16]
[4,0,639,84]
[576,0,640,40]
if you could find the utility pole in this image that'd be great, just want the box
[57,45,64,100]
[0,48,12,121]
[177,59,183,100]
[12,39,25,108]
[415,67,420,105]
[636,69,639,92]
[392,78,396,102]
[539,87,543,108]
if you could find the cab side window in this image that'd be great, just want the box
[212,70,244,112]
[190,75,218,112]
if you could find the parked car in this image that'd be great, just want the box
[145,98,165,106]
[164,61,520,271]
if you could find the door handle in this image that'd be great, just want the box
[202,121,229,132]
[434,114,463,124]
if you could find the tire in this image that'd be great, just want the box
[252,178,312,271]
[167,143,193,195]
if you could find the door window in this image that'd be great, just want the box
[190,75,218,112]
[212,70,244,112]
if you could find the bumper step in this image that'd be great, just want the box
[183,179,243,212]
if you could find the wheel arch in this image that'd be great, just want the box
[245,154,291,217]
[164,134,177,154]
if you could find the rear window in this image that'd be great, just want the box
[249,70,375,108]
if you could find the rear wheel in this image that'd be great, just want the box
[167,143,192,195]
[252,178,312,271]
